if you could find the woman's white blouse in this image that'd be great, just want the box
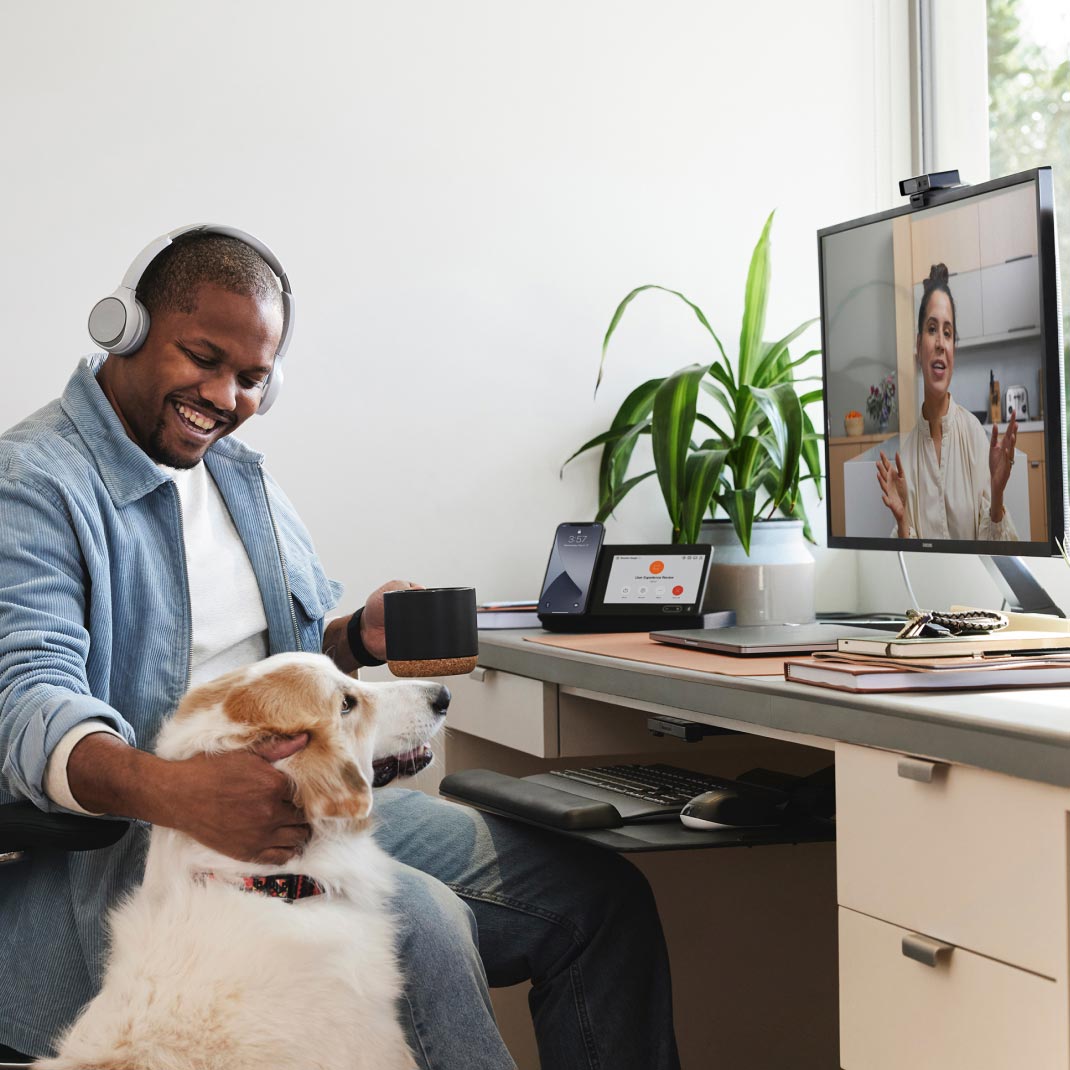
[897,396,1018,541]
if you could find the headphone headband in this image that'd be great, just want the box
[88,223,294,413]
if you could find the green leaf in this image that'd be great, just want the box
[751,320,819,387]
[599,378,662,501]
[599,420,652,506]
[595,469,657,522]
[596,285,727,393]
[800,408,823,499]
[651,363,710,532]
[561,425,634,473]
[729,436,763,489]
[708,360,737,394]
[737,211,775,386]
[720,488,757,554]
[679,449,729,542]
[745,382,804,508]
[783,487,817,544]
[798,388,824,407]
[695,411,732,443]
[699,378,736,415]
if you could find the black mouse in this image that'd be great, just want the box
[679,788,784,829]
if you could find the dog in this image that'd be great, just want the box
[36,651,449,1070]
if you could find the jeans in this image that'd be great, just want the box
[374,788,681,1070]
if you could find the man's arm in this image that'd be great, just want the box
[66,731,311,865]
[323,579,422,672]
[0,472,137,808]
[0,470,310,863]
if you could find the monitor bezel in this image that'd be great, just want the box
[817,166,1067,558]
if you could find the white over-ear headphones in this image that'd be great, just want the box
[87,224,294,414]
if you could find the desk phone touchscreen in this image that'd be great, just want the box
[538,542,714,632]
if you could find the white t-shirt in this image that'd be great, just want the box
[897,396,1018,542]
[165,461,269,687]
[46,461,270,813]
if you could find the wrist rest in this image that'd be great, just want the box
[439,769,623,830]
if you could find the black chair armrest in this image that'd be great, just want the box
[0,802,129,853]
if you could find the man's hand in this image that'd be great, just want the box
[67,731,311,866]
[876,451,911,538]
[357,579,424,662]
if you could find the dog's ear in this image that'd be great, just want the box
[288,747,373,822]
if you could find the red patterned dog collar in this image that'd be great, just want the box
[198,872,327,903]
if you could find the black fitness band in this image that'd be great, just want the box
[346,606,386,667]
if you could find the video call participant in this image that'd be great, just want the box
[876,262,1019,541]
[0,228,680,1069]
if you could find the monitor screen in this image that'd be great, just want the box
[818,167,1067,556]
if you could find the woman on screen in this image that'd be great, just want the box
[875,262,1019,541]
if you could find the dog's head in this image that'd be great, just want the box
[155,652,449,828]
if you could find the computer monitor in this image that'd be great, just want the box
[818,168,1068,598]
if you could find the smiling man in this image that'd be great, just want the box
[0,230,680,1069]
[97,244,282,469]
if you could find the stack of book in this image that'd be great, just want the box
[476,601,541,630]
[785,610,1070,693]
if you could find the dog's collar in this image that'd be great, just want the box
[197,872,328,904]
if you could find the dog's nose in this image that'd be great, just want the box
[432,685,451,717]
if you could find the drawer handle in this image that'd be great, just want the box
[902,933,954,968]
[897,756,946,783]
[469,666,493,683]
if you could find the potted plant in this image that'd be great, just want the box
[564,212,824,623]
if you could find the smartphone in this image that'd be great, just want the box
[538,522,605,614]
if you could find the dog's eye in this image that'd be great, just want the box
[341,695,355,716]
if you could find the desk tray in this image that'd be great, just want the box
[439,769,835,853]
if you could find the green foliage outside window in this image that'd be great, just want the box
[987,0,1070,439]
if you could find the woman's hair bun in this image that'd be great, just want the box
[925,262,950,289]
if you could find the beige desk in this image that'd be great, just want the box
[431,630,1070,1070]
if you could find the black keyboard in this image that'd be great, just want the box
[545,763,740,819]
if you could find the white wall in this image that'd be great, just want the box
[11,0,1055,621]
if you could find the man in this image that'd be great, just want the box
[0,229,680,1068]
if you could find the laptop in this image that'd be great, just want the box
[650,622,899,656]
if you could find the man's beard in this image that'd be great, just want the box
[147,412,202,469]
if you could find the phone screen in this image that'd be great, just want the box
[539,523,605,614]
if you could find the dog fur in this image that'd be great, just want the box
[36,652,447,1070]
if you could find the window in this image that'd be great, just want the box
[987,0,1070,363]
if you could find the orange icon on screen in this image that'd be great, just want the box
[649,560,665,574]
[672,585,684,596]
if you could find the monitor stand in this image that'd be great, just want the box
[981,556,1066,618]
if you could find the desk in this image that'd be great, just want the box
[438,630,1070,1070]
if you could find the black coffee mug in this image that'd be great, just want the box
[383,587,479,677]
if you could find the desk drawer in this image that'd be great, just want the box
[836,743,1069,978]
[839,907,1065,1069]
[445,668,559,757]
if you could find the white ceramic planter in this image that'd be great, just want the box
[698,518,815,626]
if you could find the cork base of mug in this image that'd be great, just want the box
[388,655,479,678]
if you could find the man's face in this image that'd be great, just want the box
[98,284,284,468]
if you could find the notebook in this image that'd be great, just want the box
[785,652,1070,692]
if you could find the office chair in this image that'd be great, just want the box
[0,802,129,1068]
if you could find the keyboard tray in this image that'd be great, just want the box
[439,769,836,853]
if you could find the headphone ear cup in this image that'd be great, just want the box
[88,291,150,355]
[258,359,284,414]
[112,297,150,355]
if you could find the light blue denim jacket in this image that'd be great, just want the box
[0,357,342,1057]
